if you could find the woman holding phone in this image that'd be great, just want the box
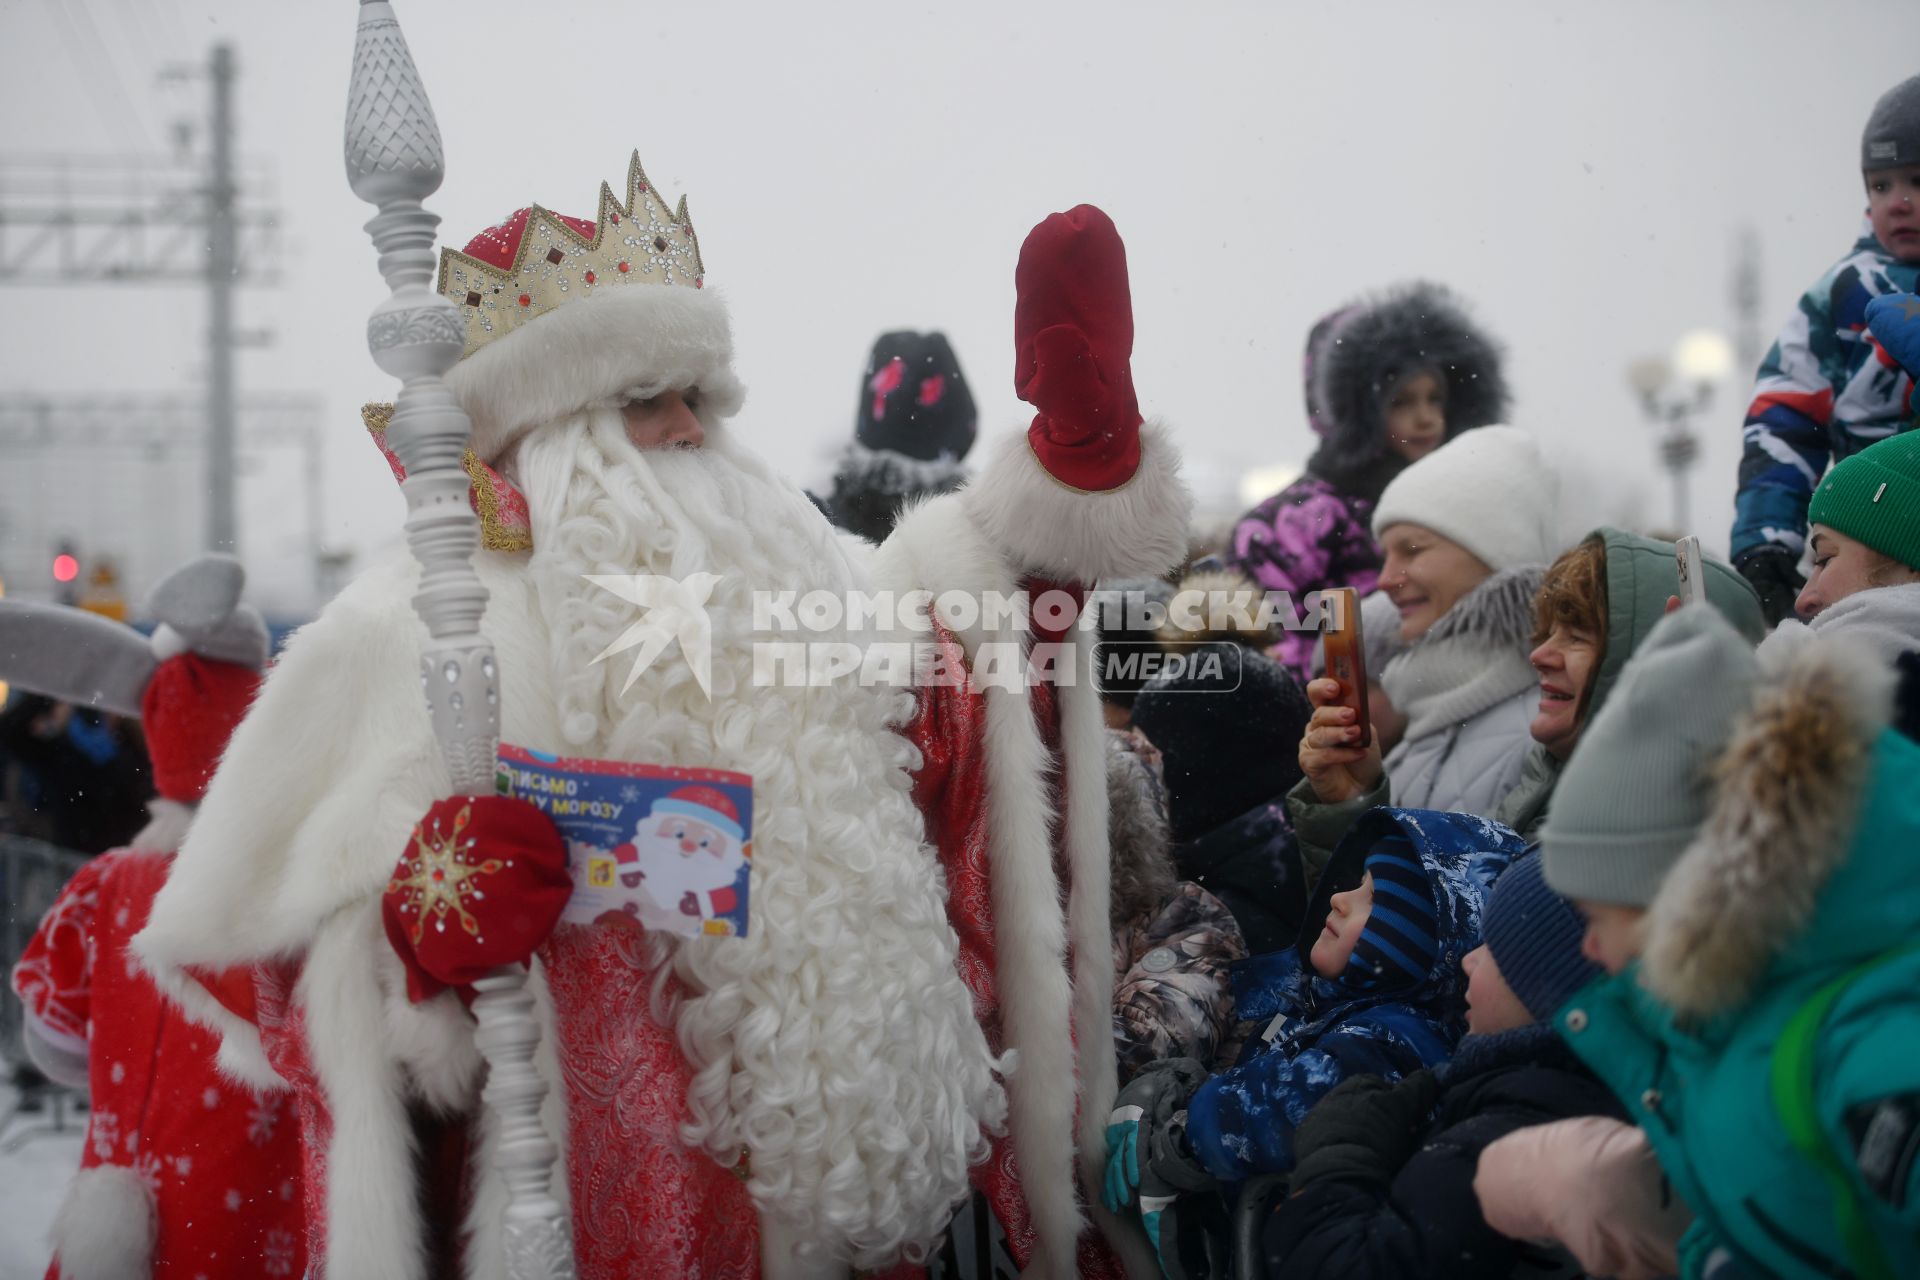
[1296,427,1559,818]
[1294,521,1769,895]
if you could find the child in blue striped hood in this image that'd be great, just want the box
[1101,806,1524,1273]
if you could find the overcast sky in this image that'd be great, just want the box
[2,0,1916,614]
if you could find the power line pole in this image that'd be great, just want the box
[0,43,319,609]
[207,42,238,554]
[1732,224,1764,381]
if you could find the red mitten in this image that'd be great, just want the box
[1013,204,1142,493]
[382,795,571,1004]
[141,653,263,805]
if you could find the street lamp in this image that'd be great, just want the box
[1626,329,1734,533]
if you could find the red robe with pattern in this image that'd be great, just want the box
[11,848,308,1279]
[193,924,761,1279]
[900,617,1124,1280]
[194,924,760,1279]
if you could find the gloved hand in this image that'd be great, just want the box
[382,795,571,1003]
[1013,204,1142,493]
[1290,1069,1439,1194]
[1866,292,1920,383]
[1103,1058,1215,1260]
[1734,545,1806,628]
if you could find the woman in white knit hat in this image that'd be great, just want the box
[1291,426,1564,840]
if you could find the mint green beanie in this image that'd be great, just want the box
[1542,607,1760,908]
[1807,431,1920,571]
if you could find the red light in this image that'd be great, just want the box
[52,554,79,583]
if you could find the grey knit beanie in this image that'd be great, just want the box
[1542,607,1760,908]
[1864,74,1920,171]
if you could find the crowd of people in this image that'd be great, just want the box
[5,64,1920,1280]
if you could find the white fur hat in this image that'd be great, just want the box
[1370,425,1560,570]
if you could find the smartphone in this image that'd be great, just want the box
[1676,536,1706,607]
[1320,587,1372,749]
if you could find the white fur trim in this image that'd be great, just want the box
[444,285,745,463]
[303,907,432,1280]
[874,494,1125,1276]
[961,419,1191,583]
[149,622,189,662]
[128,940,288,1093]
[1058,650,1164,1280]
[49,1165,156,1280]
[976,669,1081,1277]
[129,797,195,854]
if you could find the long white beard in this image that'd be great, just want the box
[515,410,826,753]
[506,409,1003,1265]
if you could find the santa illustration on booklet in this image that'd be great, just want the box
[607,786,750,935]
[498,745,754,939]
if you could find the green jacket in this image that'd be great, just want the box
[1290,529,1763,893]
[1557,640,1920,1279]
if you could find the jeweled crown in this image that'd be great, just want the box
[436,151,706,362]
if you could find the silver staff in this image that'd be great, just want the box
[344,4,575,1277]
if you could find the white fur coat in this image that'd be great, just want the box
[135,534,999,1280]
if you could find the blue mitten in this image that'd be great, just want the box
[1867,292,1920,382]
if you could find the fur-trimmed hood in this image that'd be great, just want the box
[1639,633,1917,1018]
[1308,282,1509,495]
[823,439,970,544]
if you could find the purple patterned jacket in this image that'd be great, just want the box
[1227,473,1381,681]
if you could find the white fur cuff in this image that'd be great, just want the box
[963,419,1192,584]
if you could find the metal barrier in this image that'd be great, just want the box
[0,834,89,1069]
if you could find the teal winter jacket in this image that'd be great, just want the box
[1557,634,1920,1279]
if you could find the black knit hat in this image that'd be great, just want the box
[1481,852,1601,1021]
[855,330,976,463]
[825,331,978,542]
[1130,643,1312,842]
[1864,73,1920,171]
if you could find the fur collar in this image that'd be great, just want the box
[1381,566,1544,741]
[1403,564,1543,654]
[959,419,1192,586]
[830,439,970,493]
[1640,633,1898,1017]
